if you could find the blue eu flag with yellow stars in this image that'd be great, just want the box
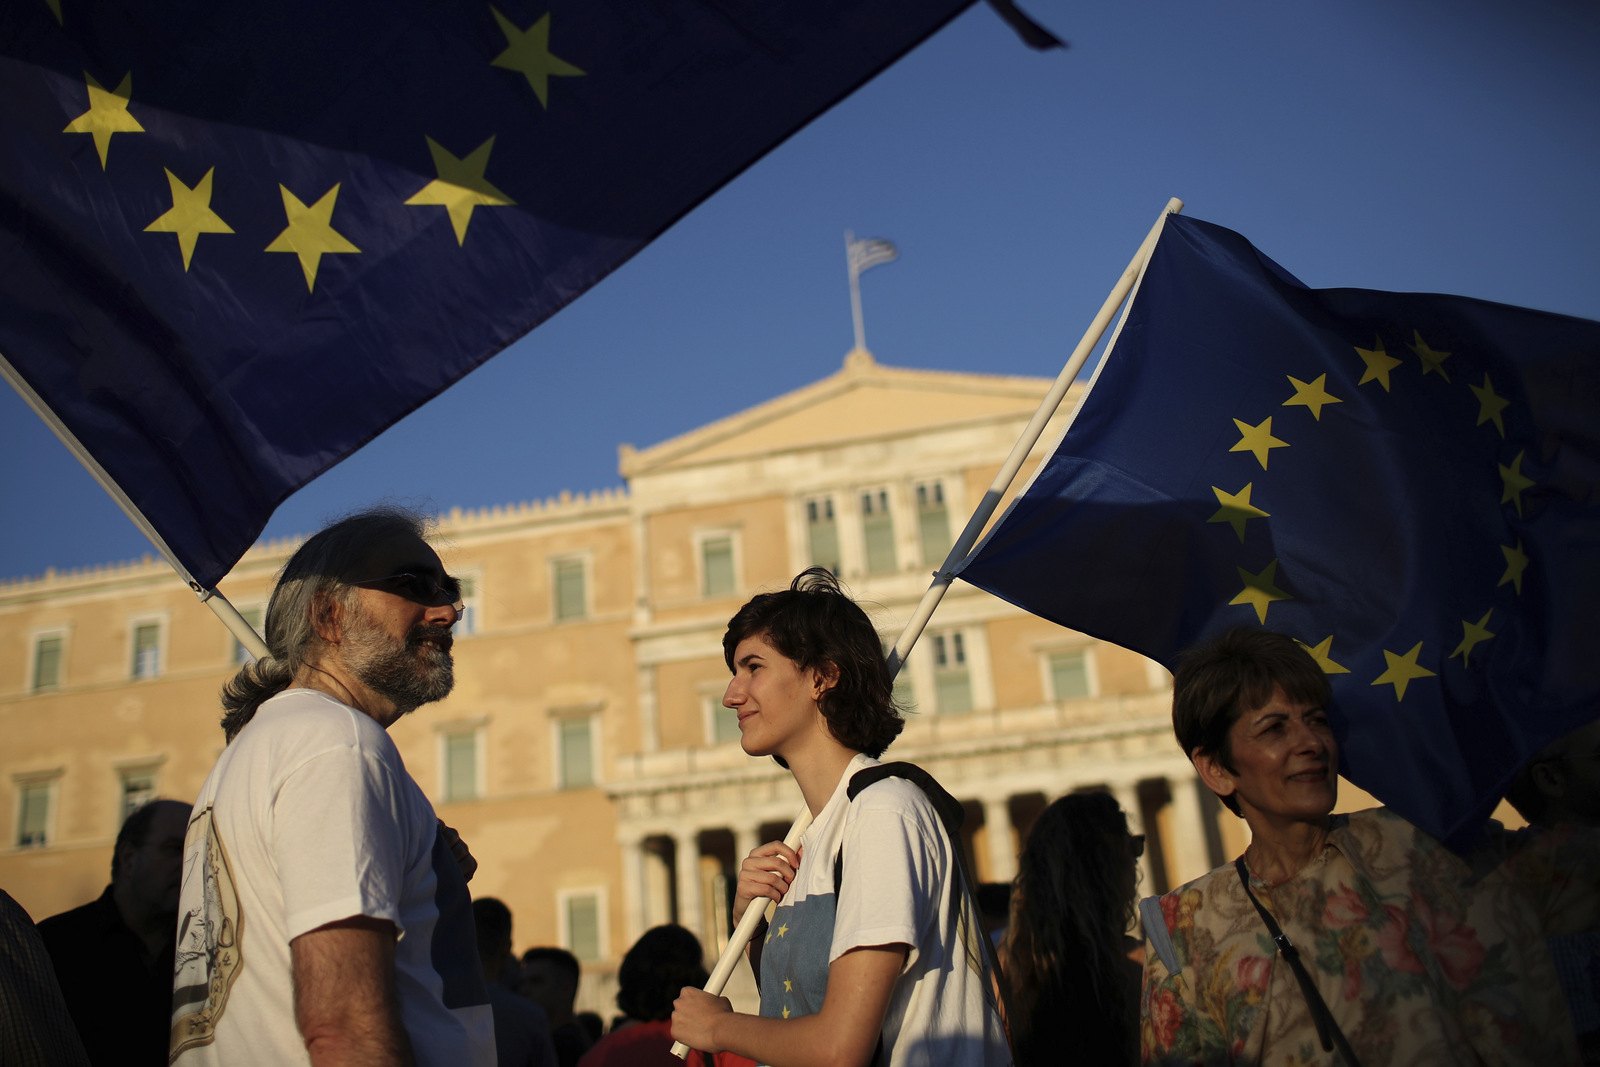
[0,0,978,590]
[956,215,1600,849]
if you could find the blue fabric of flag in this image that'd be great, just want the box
[0,0,975,588]
[956,215,1600,848]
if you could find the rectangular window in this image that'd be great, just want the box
[554,560,587,621]
[443,731,479,802]
[701,536,735,598]
[916,482,952,566]
[932,632,972,715]
[131,622,161,679]
[565,893,602,962]
[17,781,50,848]
[1049,650,1090,701]
[32,634,64,692]
[233,606,264,665]
[120,770,157,821]
[559,717,595,789]
[861,490,897,575]
[806,498,840,575]
[709,697,742,745]
[456,575,480,636]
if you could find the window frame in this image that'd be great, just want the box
[27,627,70,694]
[230,603,266,666]
[13,772,61,850]
[857,485,899,576]
[556,886,609,963]
[549,554,591,623]
[913,478,954,568]
[436,720,488,803]
[453,567,484,637]
[699,686,741,747]
[127,614,169,681]
[1042,646,1098,702]
[693,528,741,600]
[801,494,842,575]
[114,759,165,824]
[551,708,602,790]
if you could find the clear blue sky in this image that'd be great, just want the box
[5,0,1598,581]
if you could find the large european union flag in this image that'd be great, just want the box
[956,215,1600,848]
[0,0,977,589]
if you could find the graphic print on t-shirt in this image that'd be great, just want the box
[170,806,243,1058]
[758,893,837,1019]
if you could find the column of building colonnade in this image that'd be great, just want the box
[614,768,1227,958]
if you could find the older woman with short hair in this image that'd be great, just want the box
[1140,627,1600,1066]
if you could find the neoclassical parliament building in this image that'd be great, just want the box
[2,350,1305,1011]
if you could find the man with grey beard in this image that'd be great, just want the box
[170,508,494,1067]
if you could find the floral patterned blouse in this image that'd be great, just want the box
[1139,809,1600,1066]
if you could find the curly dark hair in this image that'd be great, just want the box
[722,567,904,759]
[1004,793,1140,1066]
[615,925,707,1023]
[1172,627,1331,816]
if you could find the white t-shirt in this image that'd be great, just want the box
[170,688,494,1066]
[757,753,1010,1066]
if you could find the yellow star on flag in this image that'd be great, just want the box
[1230,559,1291,624]
[1229,417,1289,470]
[1498,540,1528,595]
[45,0,62,24]
[145,168,234,270]
[1355,336,1402,391]
[1208,483,1269,543]
[265,184,360,292]
[782,1007,791,1019]
[490,8,585,108]
[776,923,788,938]
[1408,331,1452,383]
[405,136,515,245]
[1371,642,1436,701]
[63,71,144,169]
[1282,374,1343,420]
[1296,635,1350,675]
[1469,374,1510,439]
[1498,450,1535,517]
[783,979,792,992]
[1449,610,1495,667]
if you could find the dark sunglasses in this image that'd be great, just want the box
[350,571,464,612]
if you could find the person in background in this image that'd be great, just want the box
[475,897,558,1067]
[521,947,593,1067]
[1001,792,1141,1067]
[579,925,753,1067]
[1505,715,1600,1065]
[575,1012,605,1047]
[0,887,90,1067]
[38,799,189,1067]
[1140,627,1600,1066]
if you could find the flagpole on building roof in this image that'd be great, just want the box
[674,200,1183,1057]
[846,230,868,352]
[0,354,270,661]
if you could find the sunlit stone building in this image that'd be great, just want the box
[1,349,1260,1012]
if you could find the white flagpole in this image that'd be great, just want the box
[0,352,270,660]
[670,197,1182,1059]
[846,230,867,352]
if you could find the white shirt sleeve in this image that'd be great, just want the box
[829,784,945,965]
[271,743,411,942]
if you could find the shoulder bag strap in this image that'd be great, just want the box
[1234,858,1363,1067]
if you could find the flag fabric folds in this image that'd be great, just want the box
[848,236,899,276]
[956,215,1600,848]
[0,0,975,588]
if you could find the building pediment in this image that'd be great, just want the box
[618,349,1050,477]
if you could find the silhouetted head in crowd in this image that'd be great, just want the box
[220,506,460,740]
[521,946,582,1028]
[1505,716,1600,828]
[112,799,191,946]
[1172,627,1333,817]
[472,896,516,984]
[615,924,707,1024]
[722,567,903,765]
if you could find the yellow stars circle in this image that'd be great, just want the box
[1296,635,1350,675]
[490,8,585,108]
[1469,374,1510,438]
[1449,610,1495,667]
[63,71,144,169]
[1354,336,1402,391]
[1370,642,1436,701]
[1282,374,1343,420]
[405,136,515,245]
[1497,450,1535,518]
[265,183,360,292]
[145,168,234,270]
[1230,559,1291,624]
[1408,331,1452,383]
[1498,540,1528,595]
[1208,482,1269,543]
[1229,416,1289,470]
